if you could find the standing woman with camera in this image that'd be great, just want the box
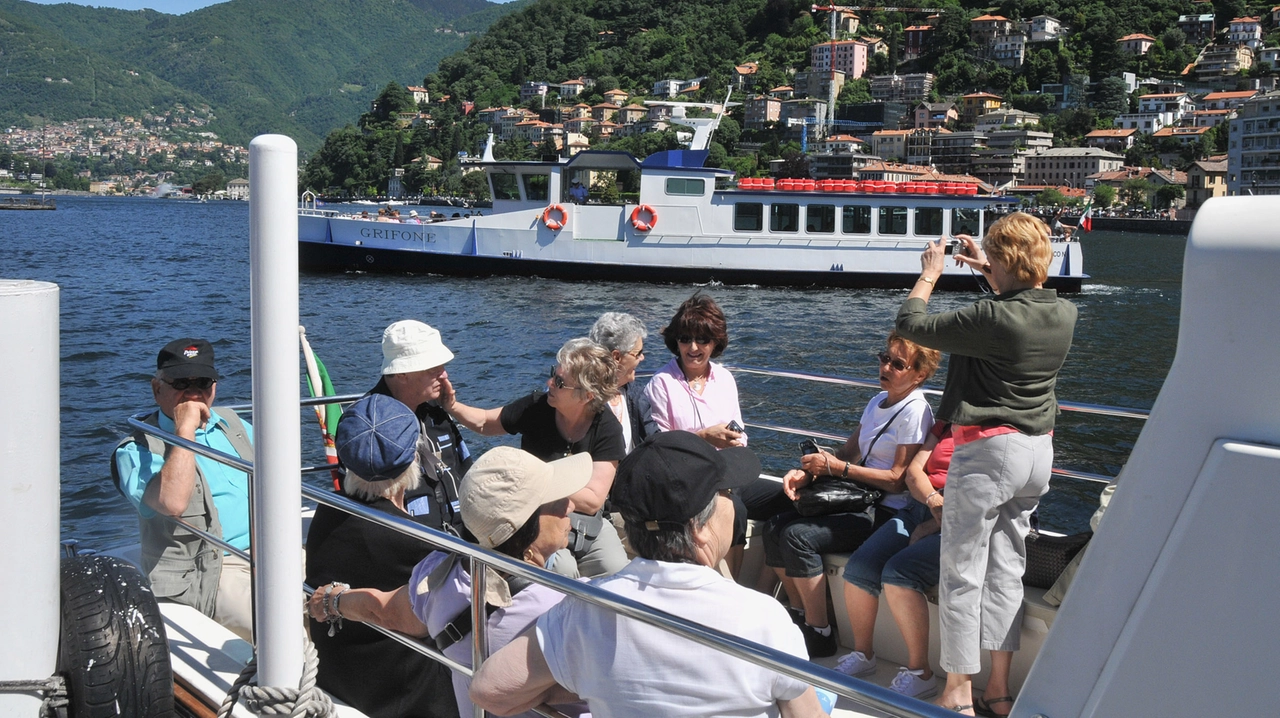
[897,213,1076,716]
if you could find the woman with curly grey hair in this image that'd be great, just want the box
[589,311,658,453]
[441,337,628,578]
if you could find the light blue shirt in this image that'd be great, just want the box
[115,408,253,551]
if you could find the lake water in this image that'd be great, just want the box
[2,195,1185,548]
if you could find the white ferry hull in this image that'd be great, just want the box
[299,195,1086,292]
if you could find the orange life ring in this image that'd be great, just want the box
[631,204,658,232]
[542,204,566,231]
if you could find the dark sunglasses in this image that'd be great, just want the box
[677,335,713,346]
[548,366,579,391]
[165,377,216,391]
[877,352,911,372]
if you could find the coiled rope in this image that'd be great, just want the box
[216,636,335,717]
[0,676,69,718]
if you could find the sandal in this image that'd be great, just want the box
[974,695,1014,718]
[947,705,974,714]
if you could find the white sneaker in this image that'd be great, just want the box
[889,666,939,699]
[833,650,877,677]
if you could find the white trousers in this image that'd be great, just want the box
[938,432,1052,674]
[213,553,254,642]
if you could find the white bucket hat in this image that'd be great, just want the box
[380,320,455,375]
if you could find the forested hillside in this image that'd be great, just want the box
[0,0,523,149]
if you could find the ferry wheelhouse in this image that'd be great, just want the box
[299,107,1085,291]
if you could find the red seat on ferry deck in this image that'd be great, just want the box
[965,184,978,195]
[803,179,816,192]
[779,179,793,191]
[762,178,775,190]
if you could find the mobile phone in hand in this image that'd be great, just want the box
[799,438,821,455]
[727,420,744,433]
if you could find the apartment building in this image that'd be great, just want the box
[869,73,934,104]
[810,40,869,79]
[1025,147,1124,187]
[1227,91,1280,195]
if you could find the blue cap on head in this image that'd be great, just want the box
[336,394,419,482]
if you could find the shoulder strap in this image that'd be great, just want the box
[432,571,533,652]
[110,411,168,495]
[213,408,254,463]
[858,399,920,467]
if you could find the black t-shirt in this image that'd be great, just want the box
[304,496,460,718]
[367,379,470,532]
[498,391,625,463]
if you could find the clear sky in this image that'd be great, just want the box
[27,0,513,12]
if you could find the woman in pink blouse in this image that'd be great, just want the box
[644,292,790,573]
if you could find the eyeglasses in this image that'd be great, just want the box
[677,335,713,346]
[625,347,645,359]
[877,352,911,372]
[164,377,216,392]
[548,366,580,391]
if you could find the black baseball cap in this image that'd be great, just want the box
[156,338,220,381]
[612,431,761,530]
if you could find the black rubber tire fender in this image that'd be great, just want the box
[58,555,175,718]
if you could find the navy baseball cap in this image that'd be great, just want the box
[336,394,420,481]
[156,338,220,381]
[612,431,761,530]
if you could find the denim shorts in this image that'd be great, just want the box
[762,506,888,579]
[841,500,941,596]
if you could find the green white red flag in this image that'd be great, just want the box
[299,326,343,489]
[1079,199,1094,232]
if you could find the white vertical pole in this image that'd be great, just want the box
[0,280,59,715]
[249,134,303,690]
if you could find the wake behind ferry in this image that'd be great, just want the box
[299,103,1084,292]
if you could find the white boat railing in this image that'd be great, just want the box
[122,364,1147,717]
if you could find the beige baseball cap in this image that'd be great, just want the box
[381,319,455,374]
[460,447,593,549]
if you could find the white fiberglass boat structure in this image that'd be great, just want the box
[299,104,1084,292]
[3,136,1275,718]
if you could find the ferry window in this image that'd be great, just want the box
[771,203,800,232]
[915,207,944,236]
[665,177,706,196]
[842,205,871,234]
[735,203,764,231]
[952,208,980,236]
[492,173,520,201]
[522,173,550,202]
[807,204,836,233]
[879,206,908,235]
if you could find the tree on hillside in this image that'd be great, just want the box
[1155,184,1185,209]
[192,170,225,195]
[1092,77,1131,119]
[1120,177,1151,208]
[369,82,416,125]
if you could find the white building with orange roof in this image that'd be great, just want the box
[969,14,1013,43]
[870,129,913,162]
[1085,128,1140,152]
[769,85,795,100]
[1189,109,1233,128]
[812,134,866,155]
[406,86,429,105]
[602,89,628,105]
[1153,125,1211,145]
[1228,16,1262,49]
[1200,89,1258,111]
[1139,92,1195,121]
[1118,33,1156,55]
[558,79,585,98]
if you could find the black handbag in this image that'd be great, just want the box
[792,400,916,518]
[1023,529,1092,589]
[793,479,882,517]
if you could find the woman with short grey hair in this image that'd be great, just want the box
[590,312,657,453]
[442,337,629,578]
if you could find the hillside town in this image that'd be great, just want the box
[0,105,249,196]
[417,7,1279,213]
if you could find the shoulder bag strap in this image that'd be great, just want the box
[857,400,919,467]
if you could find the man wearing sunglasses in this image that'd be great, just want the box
[113,337,254,640]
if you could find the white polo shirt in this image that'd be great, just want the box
[537,558,811,718]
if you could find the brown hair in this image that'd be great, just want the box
[983,212,1052,285]
[887,331,941,381]
[660,292,729,358]
[557,338,619,413]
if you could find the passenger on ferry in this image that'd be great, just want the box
[588,312,657,454]
[112,338,254,641]
[305,394,460,718]
[645,292,791,574]
[308,446,592,718]
[442,338,628,578]
[569,178,588,204]
[761,332,937,658]
[407,209,422,224]
[368,320,472,534]
[470,431,830,718]
[897,212,1076,715]
[831,422,1021,705]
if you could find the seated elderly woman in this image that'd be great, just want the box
[304,394,459,718]
[832,422,955,698]
[470,431,830,718]
[589,312,657,454]
[645,292,791,573]
[308,446,593,718]
[442,337,628,578]
[762,332,939,659]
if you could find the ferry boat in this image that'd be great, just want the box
[299,104,1085,292]
[5,137,1272,718]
